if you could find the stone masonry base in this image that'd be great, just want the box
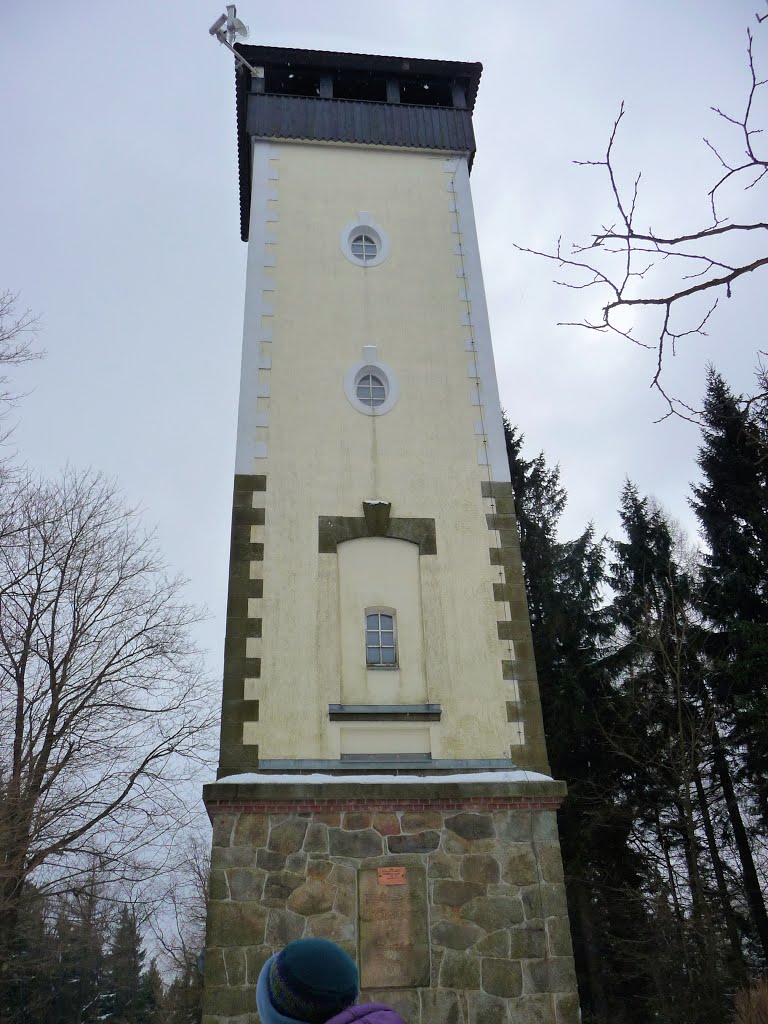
[202,779,579,1024]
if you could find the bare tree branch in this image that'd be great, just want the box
[517,20,768,423]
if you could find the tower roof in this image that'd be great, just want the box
[233,44,483,240]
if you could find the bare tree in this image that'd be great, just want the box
[518,9,768,423]
[0,468,216,996]
[0,290,43,442]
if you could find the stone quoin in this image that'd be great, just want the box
[203,39,580,1024]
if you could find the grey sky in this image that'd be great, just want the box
[1,1,764,724]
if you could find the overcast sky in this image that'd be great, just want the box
[2,1,765,750]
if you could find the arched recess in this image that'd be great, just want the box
[337,536,427,706]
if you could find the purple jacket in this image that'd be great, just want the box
[326,1005,406,1024]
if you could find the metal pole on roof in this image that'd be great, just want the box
[208,5,264,78]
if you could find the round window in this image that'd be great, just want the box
[350,233,378,262]
[340,218,389,268]
[356,372,387,407]
[344,358,399,416]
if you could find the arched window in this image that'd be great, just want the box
[355,372,387,407]
[366,611,397,667]
[350,233,379,262]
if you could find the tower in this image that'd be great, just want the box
[203,44,579,1024]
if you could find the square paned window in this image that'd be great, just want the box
[366,611,397,667]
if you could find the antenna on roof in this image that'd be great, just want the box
[209,6,264,78]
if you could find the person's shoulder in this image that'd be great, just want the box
[326,1003,407,1024]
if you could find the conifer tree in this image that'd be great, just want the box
[104,906,162,1024]
[505,423,652,1022]
[690,368,768,963]
[604,483,737,1022]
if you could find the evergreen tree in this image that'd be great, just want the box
[604,483,738,1022]
[163,956,203,1024]
[104,907,146,1024]
[691,368,768,815]
[506,423,655,1023]
[46,886,109,1024]
[690,367,768,963]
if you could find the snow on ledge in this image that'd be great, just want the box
[213,770,553,786]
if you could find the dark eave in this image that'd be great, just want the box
[233,44,483,242]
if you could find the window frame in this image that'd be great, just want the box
[350,233,379,262]
[355,371,387,408]
[340,217,390,268]
[344,359,399,417]
[365,608,398,669]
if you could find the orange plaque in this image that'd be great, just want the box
[377,866,407,886]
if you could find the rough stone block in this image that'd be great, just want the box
[504,845,538,885]
[467,990,508,1024]
[209,870,230,902]
[461,854,500,884]
[343,812,373,830]
[509,994,557,1024]
[329,863,356,887]
[212,814,237,847]
[387,831,441,854]
[304,911,355,943]
[314,812,341,827]
[285,852,308,875]
[537,844,564,883]
[482,957,523,998]
[328,828,383,859]
[226,868,265,903]
[203,986,255,1017]
[401,810,443,832]
[493,811,532,842]
[245,945,271,985]
[372,813,400,836]
[207,902,267,947]
[540,883,569,918]
[212,847,256,869]
[268,818,308,855]
[223,947,246,986]
[475,929,510,957]
[233,814,269,848]
[333,884,356,919]
[510,926,546,959]
[445,813,495,840]
[256,849,286,872]
[433,880,485,907]
[554,992,581,1023]
[461,895,524,931]
[420,988,462,1024]
[428,853,461,879]
[545,916,574,957]
[431,920,485,950]
[204,947,227,987]
[547,957,577,992]
[421,939,440,987]
[306,859,332,880]
[303,823,328,853]
[440,950,481,990]
[265,908,304,946]
[263,870,304,906]
[521,885,543,920]
[522,958,549,995]
[286,879,335,916]
[532,811,558,842]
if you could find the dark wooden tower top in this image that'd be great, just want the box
[233,45,483,240]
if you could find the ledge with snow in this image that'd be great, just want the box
[203,770,566,814]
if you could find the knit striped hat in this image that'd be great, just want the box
[267,939,358,1023]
